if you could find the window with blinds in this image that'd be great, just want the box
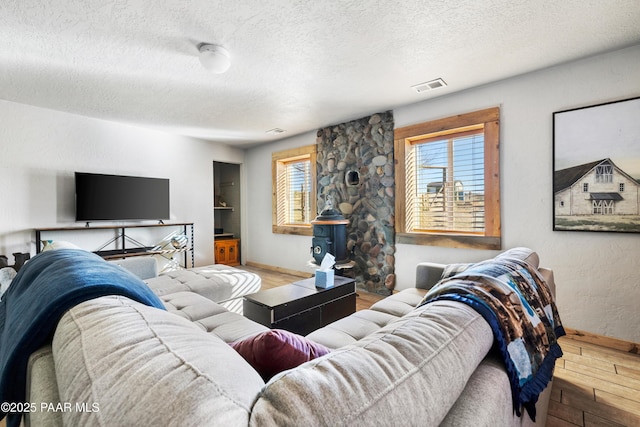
[277,159,311,225]
[272,145,316,235]
[394,107,501,250]
[406,125,485,233]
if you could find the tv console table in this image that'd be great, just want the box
[34,222,194,268]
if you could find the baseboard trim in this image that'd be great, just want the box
[244,261,312,278]
[563,327,639,354]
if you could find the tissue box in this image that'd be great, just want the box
[315,269,334,288]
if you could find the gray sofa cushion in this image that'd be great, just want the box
[146,271,233,301]
[52,295,265,426]
[369,287,427,316]
[160,291,268,343]
[250,300,493,427]
[145,265,261,314]
[305,309,399,349]
[306,288,428,349]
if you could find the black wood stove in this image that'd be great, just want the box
[310,199,349,265]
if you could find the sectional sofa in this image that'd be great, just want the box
[3,247,561,426]
[110,256,262,314]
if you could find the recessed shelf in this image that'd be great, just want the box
[214,161,241,260]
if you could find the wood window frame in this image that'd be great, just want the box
[394,107,501,250]
[272,145,316,236]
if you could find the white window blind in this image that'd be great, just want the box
[407,127,485,233]
[277,159,311,225]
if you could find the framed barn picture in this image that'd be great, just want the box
[553,96,640,232]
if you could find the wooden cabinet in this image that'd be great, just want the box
[214,238,240,266]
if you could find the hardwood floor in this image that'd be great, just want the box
[239,264,640,427]
[547,335,640,426]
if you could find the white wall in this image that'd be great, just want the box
[244,132,318,274]
[0,100,244,266]
[245,44,640,343]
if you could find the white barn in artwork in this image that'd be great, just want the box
[554,158,640,216]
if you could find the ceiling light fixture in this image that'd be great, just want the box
[198,44,231,74]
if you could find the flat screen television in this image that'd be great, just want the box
[75,172,170,222]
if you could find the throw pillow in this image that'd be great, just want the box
[41,240,82,251]
[231,329,330,381]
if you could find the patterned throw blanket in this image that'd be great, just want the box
[419,255,565,421]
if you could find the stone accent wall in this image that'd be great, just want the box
[316,111,395,295]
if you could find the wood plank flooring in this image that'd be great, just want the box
[547,335,640,426]
[239,264,640,427]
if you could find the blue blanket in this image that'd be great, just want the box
[419,256,565,421]
[0,249,165,426]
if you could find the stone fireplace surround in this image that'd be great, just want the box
[316,111,395,295]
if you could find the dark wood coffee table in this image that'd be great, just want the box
[243,276,356,335]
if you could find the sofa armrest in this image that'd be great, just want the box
[416,256,556,299]
[26,345,62,427]
[415,262,446,290]
[538,267,556,299]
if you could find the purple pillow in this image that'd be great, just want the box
[231,329,331,381]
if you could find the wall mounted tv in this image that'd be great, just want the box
[75,172,170,222]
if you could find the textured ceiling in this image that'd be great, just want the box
[1,1,640,146]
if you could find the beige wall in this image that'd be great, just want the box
[245,44,640,343]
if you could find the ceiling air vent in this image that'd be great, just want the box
[411,78,447,93]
